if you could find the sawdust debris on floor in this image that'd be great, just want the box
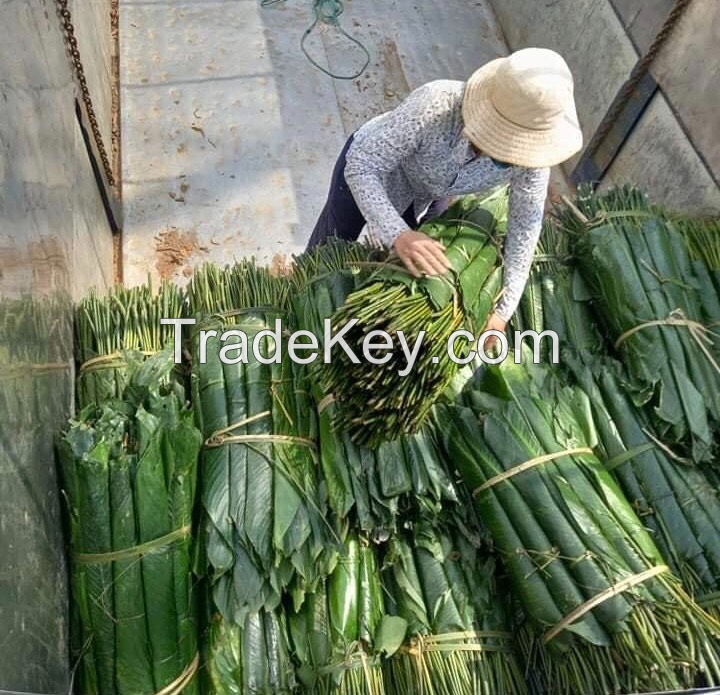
[154,227,207,280]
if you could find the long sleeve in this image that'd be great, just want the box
[344,82,457,247]
[494,166,550,322]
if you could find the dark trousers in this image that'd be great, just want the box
[307,134,445,251]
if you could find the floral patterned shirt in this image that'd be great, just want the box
[344,79,550,321]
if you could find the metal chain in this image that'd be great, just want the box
[583,0,694,162]
[55,0,116,186]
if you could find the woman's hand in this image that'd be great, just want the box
[480,312,507,351]
[393,230,451,278]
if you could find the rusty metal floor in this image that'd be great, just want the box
[119,0,510,286]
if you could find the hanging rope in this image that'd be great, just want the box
[261,0,370,80]
[582,0,694,168]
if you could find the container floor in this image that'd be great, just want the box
[119,0,513,284]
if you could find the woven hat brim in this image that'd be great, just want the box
[461,58,584,168]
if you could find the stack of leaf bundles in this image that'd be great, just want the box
[517,220,720,617]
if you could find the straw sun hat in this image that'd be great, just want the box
[462,48,583,168]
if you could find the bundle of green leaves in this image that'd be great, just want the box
[559,186,720,462]
[204,607,296,695]
[444,357,720,695]
[59,352,201,695]
[319,193,506,447]
[188,261,340,622]
[382,516,525,695]
[291,240,458,538]
[287,534,406,695]
[75,282,185,408]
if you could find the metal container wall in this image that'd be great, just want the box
[0,1,114,692]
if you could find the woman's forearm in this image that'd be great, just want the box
[344,168,408,247]
[494,167,550,321]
